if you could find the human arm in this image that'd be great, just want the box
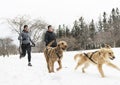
[18,33,22,40]
[29,37,35,47]
[44,32,49,43]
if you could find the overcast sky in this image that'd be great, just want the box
[0,0,120,44]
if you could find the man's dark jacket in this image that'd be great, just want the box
[44,31,57,47]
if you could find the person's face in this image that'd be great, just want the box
[48,27,53,32]
[24,26,29,31]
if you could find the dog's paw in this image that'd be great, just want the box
[56,67,61,71]
[49,71,55,73]
[101,75,106,78]
[82,68,86,73]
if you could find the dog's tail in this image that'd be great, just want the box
[47,40,55,47]
[74,54,81,61]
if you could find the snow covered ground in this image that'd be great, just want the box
[0,48,120,85]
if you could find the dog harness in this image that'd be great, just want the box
[55,50,63,59]
[56,52,62,59]
[84,51,99,64]
[46,47,62,59]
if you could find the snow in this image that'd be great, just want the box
[0,48,120,85]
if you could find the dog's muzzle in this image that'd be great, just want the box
[62,48,66,50]
[62,46,67,50]
[110,56,115,60]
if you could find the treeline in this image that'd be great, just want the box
[56,8,120,51]
[0,38,18,57]
[5,8,120,53]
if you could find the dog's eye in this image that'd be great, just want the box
[109,53,111,55]
[61,43,64,45]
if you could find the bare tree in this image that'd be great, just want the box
[29,19,48,42]
[6,15,48,54]
[0,39,6,57]
[0,38,18,57]
[7,15,28,34]
[6,15,48,42]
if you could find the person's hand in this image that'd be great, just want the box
[31,42,35,47]
[32,43,35,47]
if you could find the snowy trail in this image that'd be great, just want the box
[0,48,120,85]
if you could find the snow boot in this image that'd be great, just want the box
[28,62,32,66]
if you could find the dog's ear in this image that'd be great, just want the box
[105,44,111,49]
[99,48,105,55]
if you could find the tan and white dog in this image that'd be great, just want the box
[74,44,120,77]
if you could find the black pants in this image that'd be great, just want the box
[21,43,31,62]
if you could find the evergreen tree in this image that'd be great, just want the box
[66,26,70,37]
[72,20,80,37]
[98,16,103,32]
[62,24,66,37]
[89,19,96,40]
[103,12,108,31]
[116,8,120,18]
[79,17,84,28]
[58,25,63,38]
[111,8,116,22]
[108,15,112,25]
[71,27,75,37]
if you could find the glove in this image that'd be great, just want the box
[32,43,35,47]
[31,42,35,47]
